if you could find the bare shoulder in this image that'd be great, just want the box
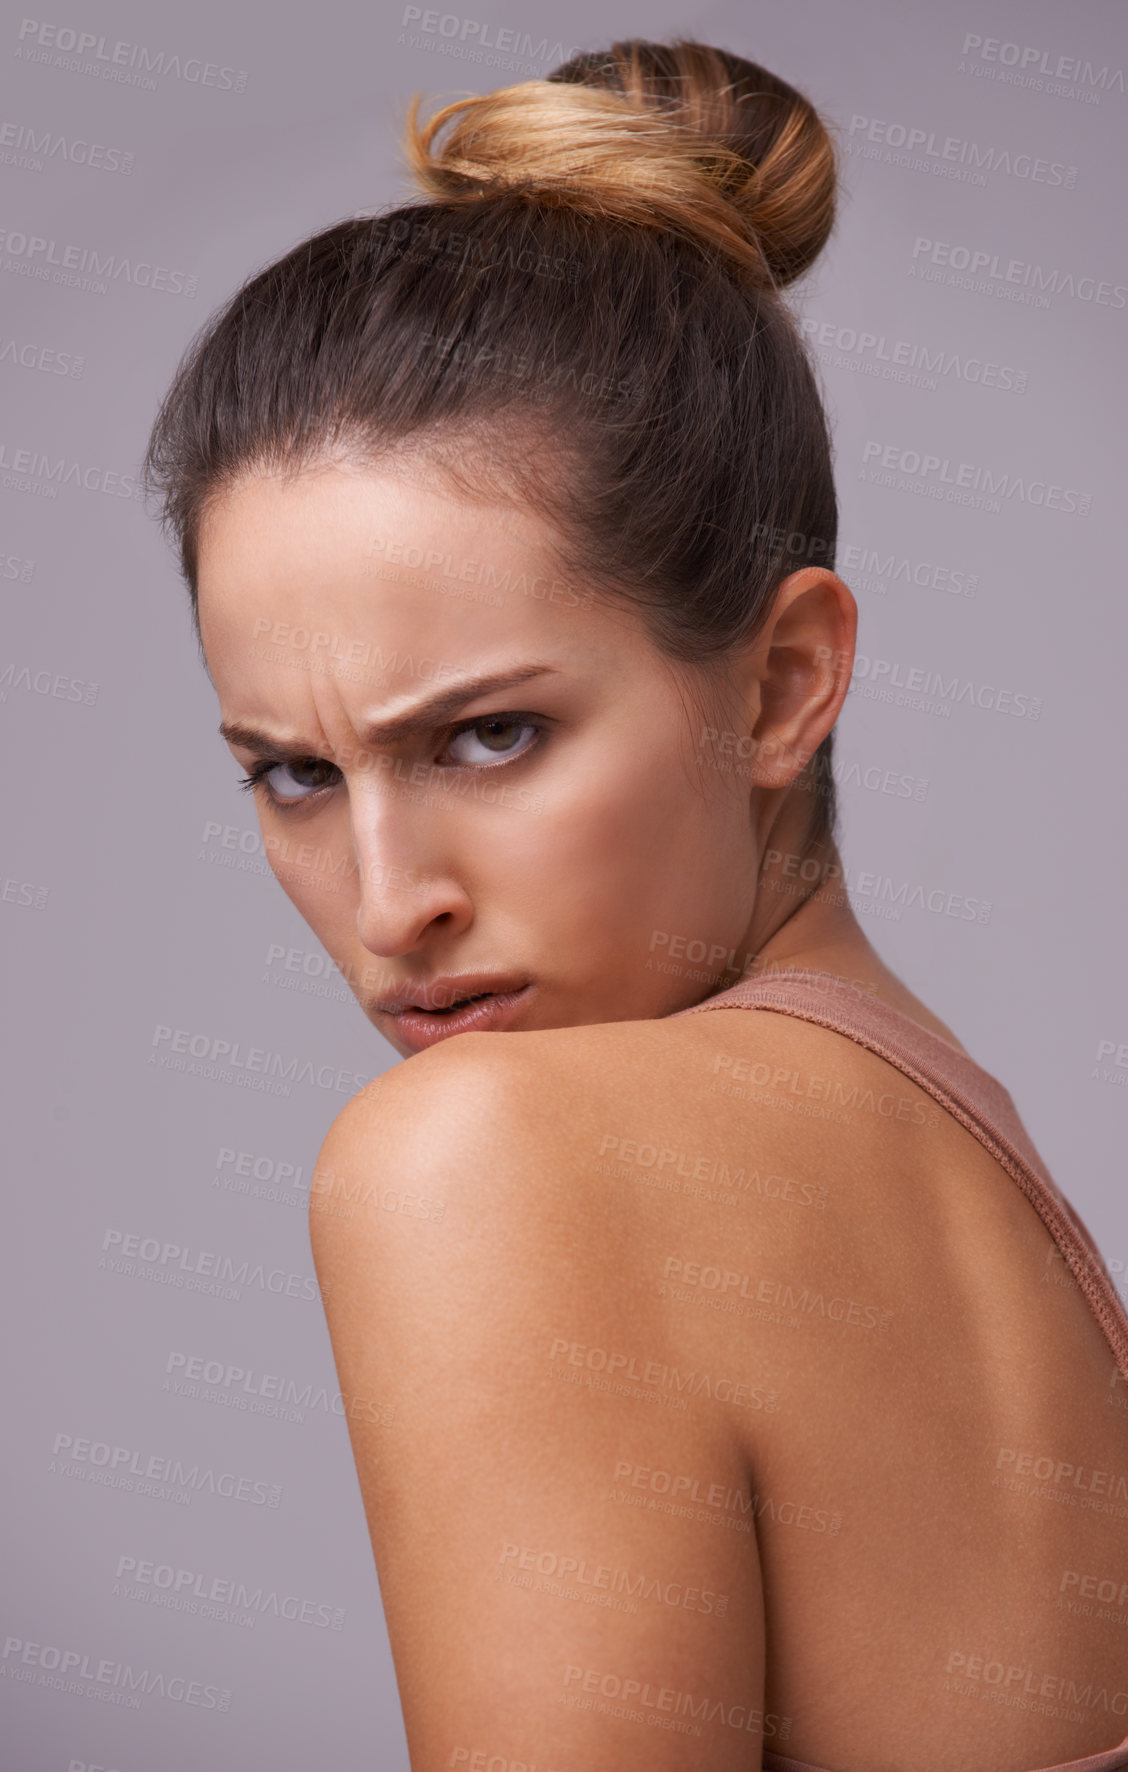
[309,1019,703,1288]
[308,1020,775,1770]
[313,1021,627,1231]
[460,1000,954,1193]
[316,1003,859,1187]
[311,1001,936,1272]
[308,1008,859,1387]
[322,995,949,1166]
[307,1024,665,1363]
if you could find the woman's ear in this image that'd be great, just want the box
[733,567,857,790]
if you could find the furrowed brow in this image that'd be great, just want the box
[218,665,559,758]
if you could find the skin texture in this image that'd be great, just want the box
[196,461,1128,1772]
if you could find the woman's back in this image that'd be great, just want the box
[567,966,1128,1771]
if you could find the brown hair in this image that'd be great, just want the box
[143,36,843,850]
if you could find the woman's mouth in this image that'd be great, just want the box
[426,991,493,1014]
[379,984,535,1052]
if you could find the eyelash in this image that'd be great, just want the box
[236,711,547,811]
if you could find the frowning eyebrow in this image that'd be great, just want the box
[218,665,560,759]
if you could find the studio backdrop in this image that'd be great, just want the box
[4,0,1126,1767]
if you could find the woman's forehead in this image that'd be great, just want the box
[195,462,642,668]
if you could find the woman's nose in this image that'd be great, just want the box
[349,788,473,957]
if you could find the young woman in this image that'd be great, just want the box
[144,38,1128,1772]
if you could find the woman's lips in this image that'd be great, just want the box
[382,984,535,1052]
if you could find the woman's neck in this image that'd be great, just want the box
[741,853,969,1050]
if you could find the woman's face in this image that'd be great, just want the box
[196,461,769,1058]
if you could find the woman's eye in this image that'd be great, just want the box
[446,718,538,765]
[239,719,539,803]
[262,758,340,800]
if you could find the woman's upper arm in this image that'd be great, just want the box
[311,1034,771,1771]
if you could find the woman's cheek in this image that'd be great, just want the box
[267,848,346,935]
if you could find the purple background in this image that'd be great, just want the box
[3,0,1126,1766]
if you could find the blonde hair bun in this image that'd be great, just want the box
[404,36,838,291]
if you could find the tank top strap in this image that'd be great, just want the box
[670,966,1128,1381]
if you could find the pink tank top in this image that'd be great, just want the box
[670,966,1128,1772]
